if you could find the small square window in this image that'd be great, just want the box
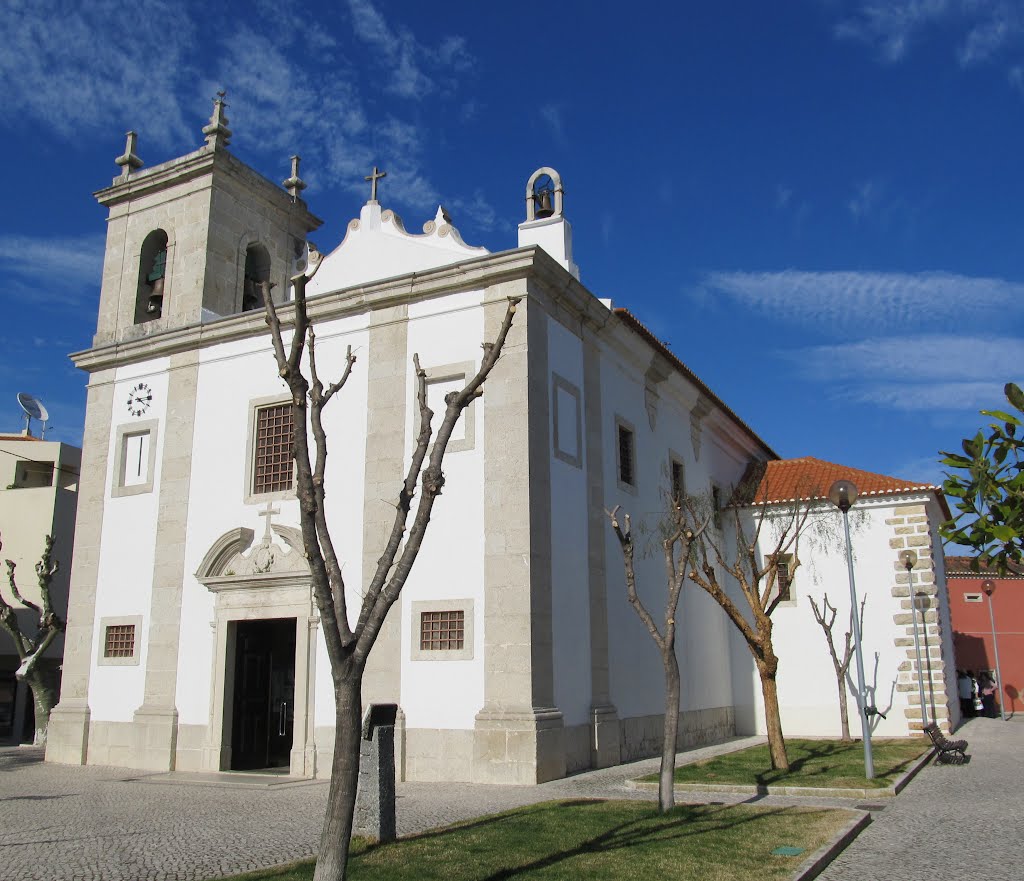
[410,600,474,661]
[964,593,983,603]
[253,403,294,495]
[97,616,142,666]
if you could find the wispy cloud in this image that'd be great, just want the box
[699,269,1024,333]
[540,103,567,146]
[0,0,196,145]
[782,334,1021,412]
[848,179,882,220]
[448,190,499,233]
[835,1,1024,70]
[346,0,473,99]
[0,234,105,285]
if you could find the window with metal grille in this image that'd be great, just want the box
[253,403,294,494]
[104,624,136,658]
[671,458,685,503]
[618,424,635,487]
[419,610,465,651]
[777,557,793,602]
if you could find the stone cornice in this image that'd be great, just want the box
[72,246,605,372]
[95,146,322,229]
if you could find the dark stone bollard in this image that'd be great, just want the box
[354,703,397,842]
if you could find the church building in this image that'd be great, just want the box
[45,99,957,783]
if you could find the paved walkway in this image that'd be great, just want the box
[0,719,1018,880]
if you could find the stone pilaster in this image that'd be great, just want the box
[132,351,200,770]
[583,332,619,767]
[474,285,564,784]
[888,502,954,733]
[360,304,409,778]
[46,368,116,766]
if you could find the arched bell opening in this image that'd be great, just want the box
[525,167,564,222]
[135,229,169,323]
[242,243,272,312]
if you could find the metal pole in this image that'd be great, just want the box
[908,575,929,727]
[986,593,1007,722]
[841,507,874,778]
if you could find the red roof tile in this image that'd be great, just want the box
[945,556,1024,578]
[741,456,942,506]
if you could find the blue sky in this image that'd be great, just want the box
[0,0,1020,493]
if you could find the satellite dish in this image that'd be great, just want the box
[17,393,49,438]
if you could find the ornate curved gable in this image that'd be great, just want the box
[196,523,308,590]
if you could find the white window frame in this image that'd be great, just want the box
[243,395,297,504]
[552,373,582,469]
[96,616,143,666]
[615,416,637,494]
[422,361,477,454]
[410,599,475,661]
[111,420,159,498]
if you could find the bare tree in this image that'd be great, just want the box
[607,504,710,812]
[809,593,865,742]
[0,533,64,744]
[262,260,519,881]
[677,484,814,771]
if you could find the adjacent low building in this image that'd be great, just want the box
[0,432,80,743]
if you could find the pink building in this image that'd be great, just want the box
[946,556,1024,715]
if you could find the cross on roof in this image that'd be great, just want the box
[258,502,280,545]
[365,166,387,202]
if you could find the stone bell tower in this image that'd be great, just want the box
[91,95,322,348]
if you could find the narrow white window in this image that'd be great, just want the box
[122,431,150,487]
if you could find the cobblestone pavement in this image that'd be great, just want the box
[818,716,1024,881]
[0,722,1016,880]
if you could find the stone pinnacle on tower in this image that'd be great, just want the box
[114,131,144,177]
[283,155,307,201]
[202,91,232,150]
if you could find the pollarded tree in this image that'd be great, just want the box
[0,533,65,744]
[941,381,1024,573]
[607,503,711,812]
[261,258,519,881]
[809,593,865,742]
[676,474,816,772]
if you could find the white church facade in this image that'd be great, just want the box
[46,100,957,783]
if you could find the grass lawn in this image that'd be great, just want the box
[211,799,857,881]
[654,738,929,790]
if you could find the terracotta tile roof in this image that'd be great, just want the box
[0,434,42,442]
[612,308,777,458]
[945,556,1024,578]
[734,456,944,507]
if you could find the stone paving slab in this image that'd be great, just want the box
[1,721,1017,880]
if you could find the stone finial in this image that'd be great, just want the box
[114,131,143,176]
[283,155,307,200]
[202,91,232,149]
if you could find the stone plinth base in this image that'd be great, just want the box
[473,707,565,784]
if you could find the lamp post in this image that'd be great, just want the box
[828,479,874,779]
[981,578,1007,721]
[899,549,928,727]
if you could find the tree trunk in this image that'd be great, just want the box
[312,675,363,881]
[837,676,852,743]
[757,662,789,771]
[659,647,681,812]
[22,670,57,746]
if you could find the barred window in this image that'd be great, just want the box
[104,624,136,658]
[777,557,793,602]
[419,610,465,651]
[253,403,294,495]
[671,458,685,503]
[618,424,635,487]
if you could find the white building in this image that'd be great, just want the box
[0,432,81,743]
[46,101,956,783]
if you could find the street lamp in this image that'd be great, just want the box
[828,478,874,779]
[900,549,928,727]
[981,578,1007,721]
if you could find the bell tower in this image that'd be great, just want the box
[91,95,322,347]
[517,167,579,280]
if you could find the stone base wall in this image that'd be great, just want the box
[619,706,735,763]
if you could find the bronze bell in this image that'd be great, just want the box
[534,187,554,218]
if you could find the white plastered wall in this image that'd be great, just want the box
[89,358,170,721]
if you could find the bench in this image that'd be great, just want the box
[923,723,968,764]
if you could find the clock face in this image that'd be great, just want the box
[127,382,153,417]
